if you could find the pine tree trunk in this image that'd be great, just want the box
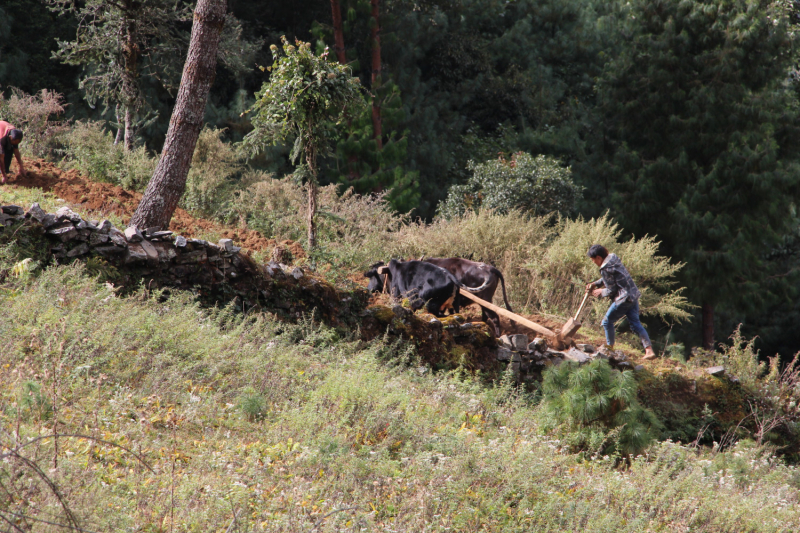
[370,0,382,149]
[114,105,124,145]
[130,0,227,230]
[122,4,139,152]
[330,0,347,64]
[124,107,134,151]
[307,180,317,250]
[702,302,714,350]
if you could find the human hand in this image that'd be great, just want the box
[585,282,595,291]
[591,288,604,298]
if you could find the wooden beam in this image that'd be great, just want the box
[459,288,556,338]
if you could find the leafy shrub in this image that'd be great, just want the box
[437,152,582,219]
[59,120,156,190]
[180,127,244,218]
[526,214,693,321]
[0,87,67,159]
[229,172,408,271]
[714,326,767,389]
[382,210,691,322]
[539,359,662,456]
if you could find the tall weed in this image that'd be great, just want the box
[0,87,67,159]
[180,127,243,218]
[59,120,156,190]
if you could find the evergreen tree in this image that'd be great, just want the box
[593,0,800,349]
[48,0,259,150]
[314,0,419,212]
[541,359,662,456]
[0,0,79,95]
[378,0,617,217]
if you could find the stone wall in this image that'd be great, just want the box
[2,202,365,325]
[0,202,642,378]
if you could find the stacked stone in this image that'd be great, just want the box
[0,204,26,226]
[19,203,250,284]
[497,334,640,381]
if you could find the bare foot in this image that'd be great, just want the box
[643,348,657,360]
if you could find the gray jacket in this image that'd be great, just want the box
[593,253,641,305]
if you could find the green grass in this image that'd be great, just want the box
[1,264,799,532]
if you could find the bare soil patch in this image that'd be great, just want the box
[6,160,305,258]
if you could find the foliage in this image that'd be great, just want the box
[58,121,156,190]
[540,359,662,456]
[527,214,692,322]
[386,210,691,322]
[180,127,245,218]
[47,0,192,125]
[243,37,363,168]
[228,171,408,275]
[47,0,260,149]
[3,264,799,531]
[438,152,582,219]
[592,0,800,338]
[0,87,67,159]
[243,36,365,248]
[329,81,420,213]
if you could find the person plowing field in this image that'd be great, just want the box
[586,244,657,360]
[0,121,27,184]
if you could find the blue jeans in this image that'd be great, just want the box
[602,299,651,349]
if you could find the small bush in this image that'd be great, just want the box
[527,214,693,321]
[180,127,244,218]
[237,387,268,421]
[437,152,582,219]
[0,87,67,160]
[539,359,662,456]
[59,121,156,190]
[381,210,691,321]
[229,172,408,272]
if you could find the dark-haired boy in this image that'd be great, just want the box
[586,244,657,360]
[0,121,27,184]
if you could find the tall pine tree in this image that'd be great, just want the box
[595,0,800,349]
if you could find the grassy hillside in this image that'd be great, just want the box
[1,185,800,532]
[3,264,800,532]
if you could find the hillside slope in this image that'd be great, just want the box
[2,171,799,532]
[1,265,799,532]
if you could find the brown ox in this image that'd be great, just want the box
[422,257,512,337]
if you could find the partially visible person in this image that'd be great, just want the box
[0,120,26,184]
[585,244,657,360]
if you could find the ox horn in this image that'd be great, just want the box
[461,278,491,293]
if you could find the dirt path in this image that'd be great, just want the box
[6,160,305,258]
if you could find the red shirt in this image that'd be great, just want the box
[0,121,15,140]
[0,121,18,156]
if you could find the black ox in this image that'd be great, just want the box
[422,257,512,337]
[364,259,489,317]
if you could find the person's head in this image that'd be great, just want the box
[7,129,23,146]
[587,244,608,267]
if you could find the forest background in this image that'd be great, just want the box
[3,0,800,358]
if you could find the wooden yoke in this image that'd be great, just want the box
[458,289,556,338]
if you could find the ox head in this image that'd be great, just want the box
[364,261,387,293]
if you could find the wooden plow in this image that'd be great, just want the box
[457,289,556,338]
